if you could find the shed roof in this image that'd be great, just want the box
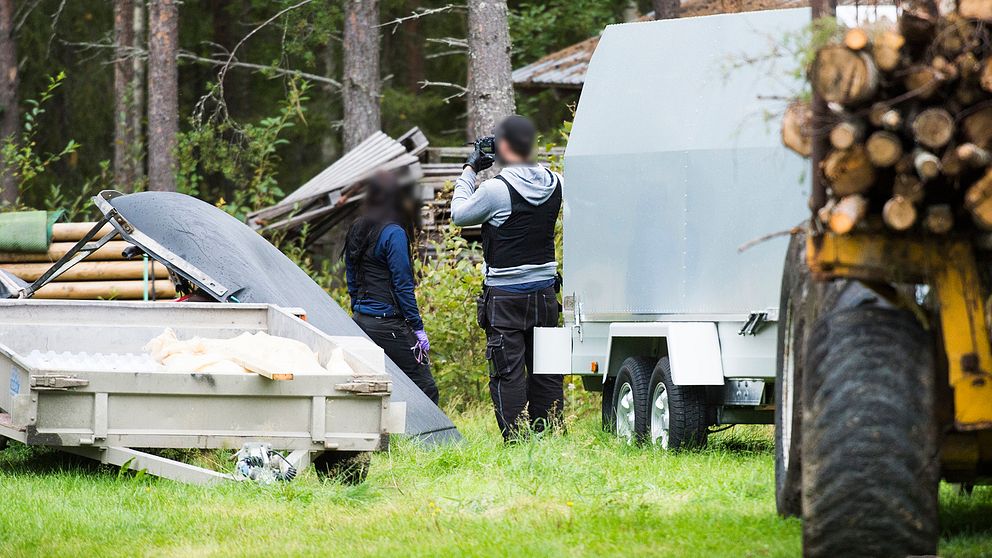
[511,0,807,90]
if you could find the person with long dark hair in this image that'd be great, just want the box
[344,172,439,404]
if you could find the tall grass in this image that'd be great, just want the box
[1,402,989,557]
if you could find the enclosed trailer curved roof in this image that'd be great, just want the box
[563,8,811,317]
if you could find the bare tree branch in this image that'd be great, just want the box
[419,79,467,103]
[426,49,466,60]
[377,4,460,34]
[426,37,467,49]
[62,39,341,88]
[13,0,42,33]
[179,53,341,88]
[197,0,315,123]
[46,0,67,55]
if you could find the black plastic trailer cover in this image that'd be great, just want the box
[106,192,461,445]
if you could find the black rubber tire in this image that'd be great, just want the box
[611,357,654,442]
[601,377,616,432]
[775,230,808,517]
[0,435,7,452]
[312,451,371,484]
[648,356,708,450]
[801,306,938,558]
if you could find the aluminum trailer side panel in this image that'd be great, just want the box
[0,300,395,451]
[563,9,810,319]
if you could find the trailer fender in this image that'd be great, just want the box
[605,322,724,385]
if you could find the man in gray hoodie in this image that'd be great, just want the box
[452,115,564,440]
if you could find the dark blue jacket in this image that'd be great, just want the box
[345,223,424,330]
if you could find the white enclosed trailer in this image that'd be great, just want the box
[536,9,810,446]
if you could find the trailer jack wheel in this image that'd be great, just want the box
[802,306,938,558]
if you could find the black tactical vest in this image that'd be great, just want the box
[481,170,562,269]
[353,224,400,308]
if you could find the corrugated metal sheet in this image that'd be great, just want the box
[247,128,428,236]
[512,36,598,90]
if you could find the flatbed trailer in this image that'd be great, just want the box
[0,300,402,484]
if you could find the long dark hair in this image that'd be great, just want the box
[344,171,418,266]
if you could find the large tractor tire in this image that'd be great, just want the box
[801,306,938,558]
[648,357,708,450]
[775,231,809,517]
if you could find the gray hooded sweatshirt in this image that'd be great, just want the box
[451,164,562,286]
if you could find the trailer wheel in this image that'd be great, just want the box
[612,357,654,442]
[601,377,616,432]
[775,230,807,517]
[802,306,938,558]
[312,451,371,484]
[648,357,707,450]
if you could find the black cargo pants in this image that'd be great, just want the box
[354,313,440,404]
[479,285,563,440]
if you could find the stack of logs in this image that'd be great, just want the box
[0,223,175,300]
[783,1,992,235]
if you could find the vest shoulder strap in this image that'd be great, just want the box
[494,174,513,192]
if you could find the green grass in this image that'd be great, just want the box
[1,403,990,557]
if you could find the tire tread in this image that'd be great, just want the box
[801,306,938,558]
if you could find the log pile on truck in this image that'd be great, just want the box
[782,2,992,234]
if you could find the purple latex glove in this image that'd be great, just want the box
[414,329,430,353]
[413,329,430,365]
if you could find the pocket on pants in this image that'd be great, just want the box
[485,333,509,378]
[489,294,530,329]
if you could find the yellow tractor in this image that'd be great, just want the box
[776,223,992,556]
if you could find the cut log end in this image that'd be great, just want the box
[844,28,870,51]
[905,66,942,99]
[811,46,880,105]
[957,143,991,167]
[966,169,992,229]
[828,194,868,234]
[912,108,955,150]
[963,107,992,149]
[914,149,942,181]
[925,205,954,234]
[873,30,905,72]
[829,121,865,150]
[883,196,918,231]
[823,146,876,196]
[782,101,813,157]
[960,0,992,22]
[866,131,904,167]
